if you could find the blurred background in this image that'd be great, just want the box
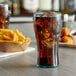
[0,0,76,16]
[0,0,76,42]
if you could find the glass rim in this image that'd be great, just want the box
[33,12,62,22]
[34,12,62,17]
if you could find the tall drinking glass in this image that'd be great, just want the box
[33,12,62,68]
[0,3,10,28]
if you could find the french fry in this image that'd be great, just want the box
[0,35,3,40]
[13,29,25,40]
[3,35,11,40]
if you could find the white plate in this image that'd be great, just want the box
[59,42,76,48]
[0,47,35,58]
[70,30,76,35]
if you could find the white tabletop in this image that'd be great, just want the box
[0,42,76,76]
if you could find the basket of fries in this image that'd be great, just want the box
[0,29,31,52]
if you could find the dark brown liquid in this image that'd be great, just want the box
[34,17,59,66]
[0,6,9,28]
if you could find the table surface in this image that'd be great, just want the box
[0,42,76,76]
